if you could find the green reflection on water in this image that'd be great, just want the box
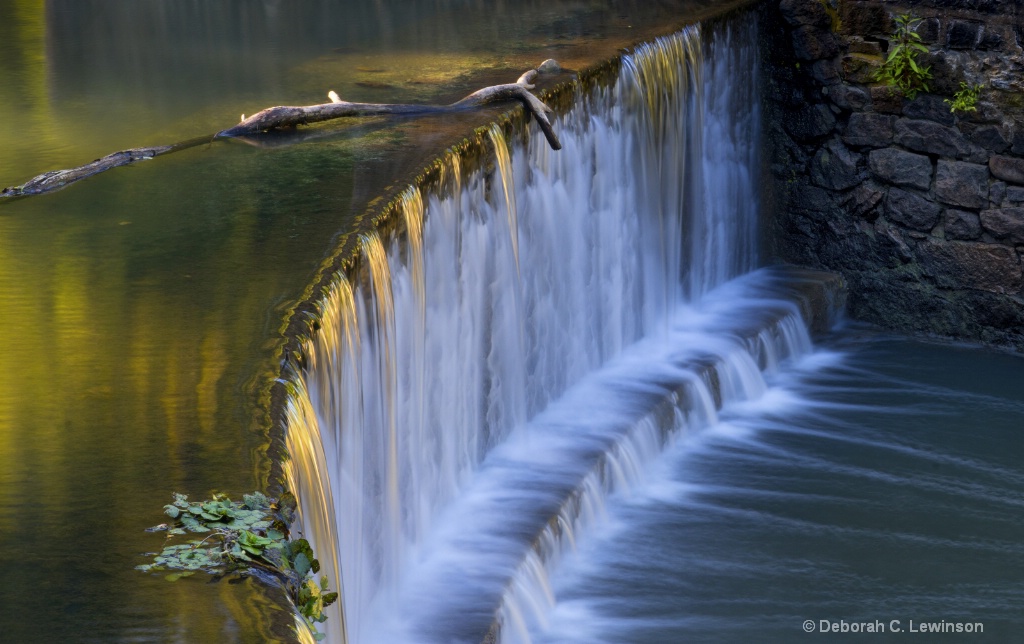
[0,0,751,640]
[0,3,573,639]
[0,134,368,641]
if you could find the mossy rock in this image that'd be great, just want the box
[841,52,882,84]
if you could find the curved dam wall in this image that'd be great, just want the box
[763,0,1024,351]
[271,10,818,643]
[259,0,1024,638]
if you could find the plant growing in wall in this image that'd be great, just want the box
[874,13,932,99]
[945,82,983,114]
[137,491,338,641]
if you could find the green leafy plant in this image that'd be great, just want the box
[945,82,983,114]
[873,13,932,100]
[138,491,338,640]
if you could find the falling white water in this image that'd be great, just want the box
[357,268,829,644]
[693,19,761,296]
[282,15,774,644]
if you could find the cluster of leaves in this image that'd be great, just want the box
[874,14,932,100]
[137,491,338,640]
[945,82,983,114]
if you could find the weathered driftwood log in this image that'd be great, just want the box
[217,69,561,150]
[1,67,561,200]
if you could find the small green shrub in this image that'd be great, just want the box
[874,14,932,100]
[945,82,983,114]
[138,491,338,641]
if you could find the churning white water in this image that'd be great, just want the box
[279,15,812,644]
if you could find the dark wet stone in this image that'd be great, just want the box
[841,54,881,84]
[964,124,1010,153]
[886,187,941,231]
[1011,131,1024,156]
[992,181,1008,206]
[920,51,961,96]
[812,58,843,85]
[989,155,1024,185]
[828,83,871,111]
[811,139,862,190]
[839,3,890,37]
[870,85,903,115]
[947,20,982,49]
[895,119,973,158]
[868,148,932,190]
[1004,185,1024,204]
[918,17,941,44]
[843,180,884,220]
[875,220,915,263]
[944,209,982,240]
[844,112,896,148]
[902,94,955,127]
[847,37,882,55]
[917,240,1022,294]
[934,160,990,209]
[784,103,836,141]
[780,0,831,28]
[980,207,1024,243]
[790,181,834,215]
[979,28,1003,50]
[792,25,839,60]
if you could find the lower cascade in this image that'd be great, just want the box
[280,13,843,644]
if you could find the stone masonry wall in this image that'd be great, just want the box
[761,0,1024,350]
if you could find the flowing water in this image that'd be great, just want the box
[280,8,1024,642]
[4,2,1023,643]
[281,17,773,644]
[0,1,752,641]
[529,331,1024,643]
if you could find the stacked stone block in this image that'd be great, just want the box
[763,0,1024,350]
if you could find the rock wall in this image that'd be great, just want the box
[761,0,1024,350]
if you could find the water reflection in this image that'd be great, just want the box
[0,142,357,642]
[0,0,750,640]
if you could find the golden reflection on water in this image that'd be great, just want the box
[0,1,64,183]
[0,0,755,640]
[0,138,361,642]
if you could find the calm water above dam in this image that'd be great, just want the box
[2,1,1023,643]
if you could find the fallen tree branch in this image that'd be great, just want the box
[1,64,561,200]
[217,69,561,151]
[1,138,210,199]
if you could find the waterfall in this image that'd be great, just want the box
[280,14,813,644]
